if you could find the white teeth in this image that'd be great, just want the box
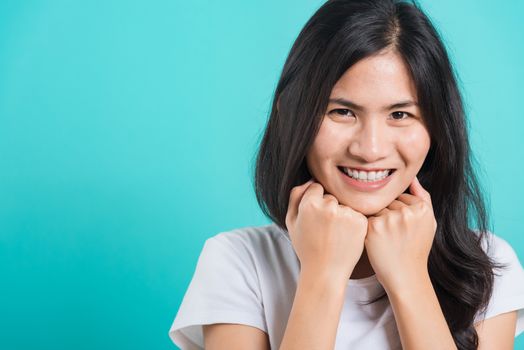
[342,167,392,182]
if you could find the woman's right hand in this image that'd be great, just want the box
[285,179,368,281]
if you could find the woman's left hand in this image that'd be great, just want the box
[365,176,437,293]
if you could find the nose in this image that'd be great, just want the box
[348,118,390,163]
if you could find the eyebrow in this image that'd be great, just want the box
[328,97,418,111]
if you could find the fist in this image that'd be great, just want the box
[285,180,368,280]
[365,176,437,292]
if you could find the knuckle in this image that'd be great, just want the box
[399,206,412,218]
[323,194,335,201]
[340,207,354,220]
[356,214,368,226]
[310,183,323,190]
[324,203,338,217]
[297,199,310,212]
[299,198,319,212]
[387,211,398,223]
[328,194,338,201]
[290,185,302,197]
[358,219,368,232]
[417,201,428,211]
[289,187,300,203]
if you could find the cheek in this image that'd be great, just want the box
[399,126,431,164]
[307,122,343,164]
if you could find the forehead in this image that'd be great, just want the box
[330,50,418,106]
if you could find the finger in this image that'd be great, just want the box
[395,193,421,206]
[286,179,315,221]
[409,176,432,204]
[387,199,408,210]
[300,181,326,205]
[323,193,339,204]
[372,207,390,217]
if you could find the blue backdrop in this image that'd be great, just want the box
[0,1,522,349]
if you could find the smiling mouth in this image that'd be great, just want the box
[337,166,396,182]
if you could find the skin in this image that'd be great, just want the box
[203,49,517,349]
[305,48,432,280]
[305,49,430,217]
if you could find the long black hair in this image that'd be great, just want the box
[254,0,504,348]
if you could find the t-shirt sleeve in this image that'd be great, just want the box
[168,235,267,349]
[474,234,524,337]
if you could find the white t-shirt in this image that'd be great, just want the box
[169,224,524,349]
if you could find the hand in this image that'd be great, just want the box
[365,176,437,293]
[285,179,368,281]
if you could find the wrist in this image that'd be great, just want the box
[384,269,432,298]
[299,265,350,292]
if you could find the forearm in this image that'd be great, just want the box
[279,269,348,350]
[387,273,457,350]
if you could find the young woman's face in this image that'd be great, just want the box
[306,50,431,216]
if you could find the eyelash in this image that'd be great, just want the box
[330,109,412,120]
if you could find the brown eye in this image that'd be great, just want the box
[331,109,355,117]
[391,111,409,120]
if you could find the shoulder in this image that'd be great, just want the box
[169,224,289,348]
[206,223,292,258]
[473,230,524,336]
[210,222,290,243]
[477,230,521,268]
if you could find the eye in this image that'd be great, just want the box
[390,111,411,120]
[330,108,356,118]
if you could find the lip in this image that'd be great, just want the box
[338,167,394,192]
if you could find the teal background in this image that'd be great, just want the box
[0,0,522,349]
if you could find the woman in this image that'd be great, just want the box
[169,0,524,349]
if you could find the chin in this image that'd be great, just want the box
[339,199,386,216]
